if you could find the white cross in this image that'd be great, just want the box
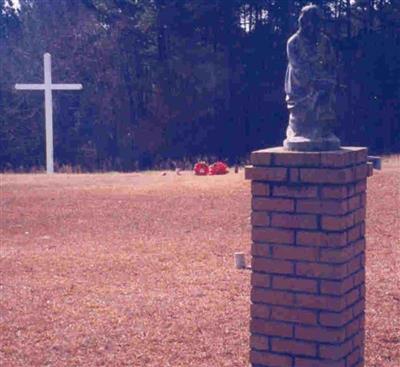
[15,53,83,174]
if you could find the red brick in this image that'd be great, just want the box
[272,245,319,262]
[321,214,354,231]
[347,255,362,274]
[245,166,287,181]
[321,147,367,164]
[319,339,353,359]
[320,245,354,264]
[348,183,356,197]
[274,309,318,325]
[250,319,293,337]
[346,315,363,337]
[271,213,318,229]
[353,238,365,255]
[319,307,353,326]
[251,150,272,166]
[251,288,295,306]
[360,284,366,298]
[253,197,295,212]
[360,222,366,236]
[353,207,366,224]
[320,151,352,167]
[296,199,348,215]
[353,269,365,287]
[295,293,345,311]
[297,231,347,247]
[320,277,354,295]
[273,185,318,198]
[252,257,294,274]
[347,224,362,242]
[355,164,368,180]
[347,148,364,164]
[300,168,354,184]
[251,303,271,319]
[355,163,374,180]
[296,262,347,280]
[250,335,269,350]
[360,192,367,206]
[321,186,348,199]
[345,288,360,306]
[348,194,361,211]
[355,180,366,194]
[361,255,366,271]
[352,240,365,258]
[252,182,270,196]
[359,312,365,330]
[252,243,272,257]
[295,357,345,367]
[273,151,321,167]
[289,168,300,182]
[251,212,270,226]
[250,350,292,367]
[272,275,318,293]
[271,306,317,324]
[352,298,365,317]
[271,338,317,356]
[353,330,365,348]
[350,238,365,257]
[251,272,271,287]
[295,325,346,343]
[253,227,294,244]
[360,252,367,271]
[347,347,362,366]
[353,148,368,163]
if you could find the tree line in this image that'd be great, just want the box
[0,0,399,171]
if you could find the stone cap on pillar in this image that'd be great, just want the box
[250,147,368,167]
[245,147,373,183]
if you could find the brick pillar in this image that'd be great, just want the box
[245,147,372,367]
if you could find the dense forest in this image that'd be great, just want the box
[0,0,399,171]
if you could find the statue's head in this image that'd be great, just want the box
[298,4,322,38]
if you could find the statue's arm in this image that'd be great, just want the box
[287,36,312,82]
[287,37,305,69]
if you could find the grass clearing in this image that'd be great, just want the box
[0,158,399,366]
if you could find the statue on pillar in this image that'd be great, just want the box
[284,4,341,151]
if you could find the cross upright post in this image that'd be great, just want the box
[15,53,83,174]
[44,53,54,174]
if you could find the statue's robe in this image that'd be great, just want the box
[285,31,336,139]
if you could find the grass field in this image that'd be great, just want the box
[0,157,399,366]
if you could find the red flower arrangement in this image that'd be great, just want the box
[193,161,229,175]
[209,161,229,175]
[193,161,209,176]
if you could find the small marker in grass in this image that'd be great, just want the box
[234,252,246,269]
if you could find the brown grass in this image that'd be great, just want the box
[0,157,399,367]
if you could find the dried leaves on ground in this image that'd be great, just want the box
[0,157,399,366]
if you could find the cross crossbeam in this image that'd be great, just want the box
[16,84,83,90]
